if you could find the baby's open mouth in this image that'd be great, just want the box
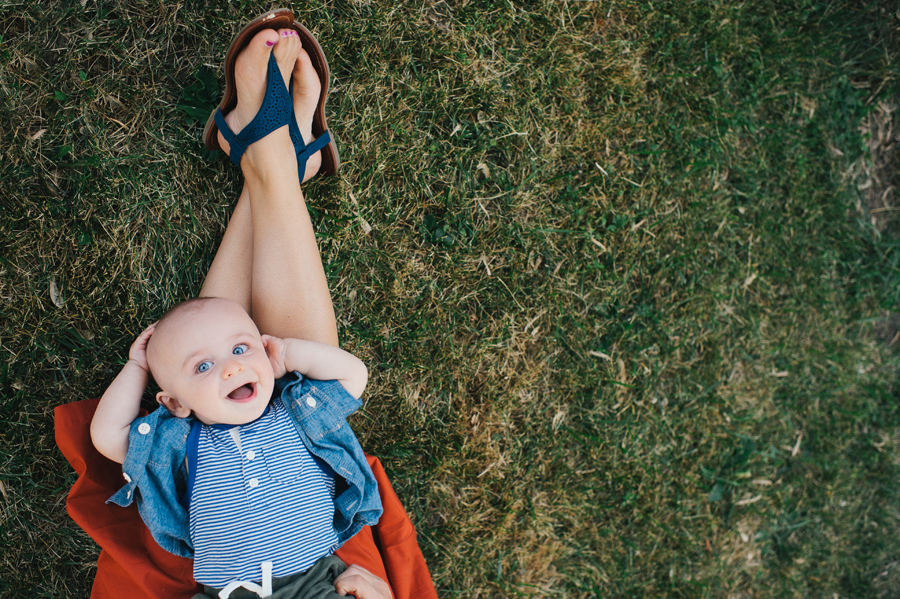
[227,383,256,401]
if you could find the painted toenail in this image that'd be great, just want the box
[266,40,275,47]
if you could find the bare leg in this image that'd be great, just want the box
[201,29,337,346]
[199,183,252,312]
[247,159,337,346]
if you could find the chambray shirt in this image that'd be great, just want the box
[107,372,382,558]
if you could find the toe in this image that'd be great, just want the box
[232,28,281,104]
[232,29,279,93]
[273,28,301,85]
[292,49,322,99]
[248,28,280,55]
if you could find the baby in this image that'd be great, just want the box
[88,11,390,598]
[90,296,382,595]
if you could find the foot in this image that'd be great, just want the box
[291,48,324,183]
[217,28,302,165]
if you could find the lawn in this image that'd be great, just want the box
[1,0,898,597]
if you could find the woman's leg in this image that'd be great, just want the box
[199,29,337,346]
[199,183,252,313]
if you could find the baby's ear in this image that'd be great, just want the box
[157,392,191,418]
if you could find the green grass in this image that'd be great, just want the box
[1,0,899,597]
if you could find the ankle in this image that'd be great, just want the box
[241,130,299,182]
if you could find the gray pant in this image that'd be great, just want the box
[193,556,347,599]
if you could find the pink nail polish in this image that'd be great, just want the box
[266,40,275,46]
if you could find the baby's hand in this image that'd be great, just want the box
[334,564,393,599]
[261,334,288,379]
[127,323,156,373]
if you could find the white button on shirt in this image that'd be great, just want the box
[246,450,256,461]
[248,478,259,488]
[138,423,151,435]
[305,397,317,408]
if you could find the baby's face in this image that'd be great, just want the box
[149,299,274,425]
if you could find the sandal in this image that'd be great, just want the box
[202,9,341,178]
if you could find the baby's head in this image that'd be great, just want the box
[147,297,274,425]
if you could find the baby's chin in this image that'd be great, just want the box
[227,382,274,424]
[197,408,266,426]
[194,395,272,426]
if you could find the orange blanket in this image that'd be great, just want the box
[55,399,437,599]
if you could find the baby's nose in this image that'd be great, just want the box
[222,361,245,379]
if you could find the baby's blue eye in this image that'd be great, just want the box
[197,361,212,373]
[233,344,248,355]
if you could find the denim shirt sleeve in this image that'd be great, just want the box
[106,407,194,558]
[277,372,382,544]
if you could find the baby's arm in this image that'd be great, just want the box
[262,335,368,399]
[90,323,156,464]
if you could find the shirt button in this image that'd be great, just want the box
[123,472,132,483]
[246,450,256,461]
[248,478,259,488]
[306,396,317,408]
[138,423,151,435]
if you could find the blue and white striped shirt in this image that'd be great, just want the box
[188,402,338,587]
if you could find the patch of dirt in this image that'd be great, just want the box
[873,311,900,348]
[852,101,899,238]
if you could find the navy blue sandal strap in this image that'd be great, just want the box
[214,108,244,162]
[216,53,293,167]
[303,130,331,156]
[287,78,333,182]
[296,131,331,179]
[287,91,306,158]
